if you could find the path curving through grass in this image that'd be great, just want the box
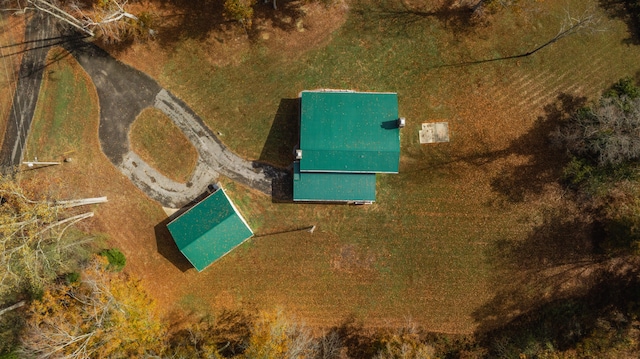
[61,40,284,208]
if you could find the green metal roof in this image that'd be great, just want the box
[299,91,400,173]
[293,162,376,202]
[167,188,253,272]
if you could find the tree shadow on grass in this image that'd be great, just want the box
[319,315,483,358]
[477,266,640,356]
[1,34,88,79]
[472,165,640,341]
[463,94,640,339]
[400,93,587,202]
[144,0,229,49]
[472,203,640,359]
[127,0,312,51]
[165,308,252,357]
[598,0,640,45]
[473,208,608,331]
[354,0,484,37]
[489,93,587,203]
[322,316,380,359]
[0,13,90,172]
[154,217,193,272]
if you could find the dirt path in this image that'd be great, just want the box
[0,14,284,208]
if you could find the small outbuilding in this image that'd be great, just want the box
[293,90,402,203]
[167,187,253,272]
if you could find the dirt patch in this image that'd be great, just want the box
[331,244,378,273]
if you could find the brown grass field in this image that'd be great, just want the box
[0,16,25,150]
[6,0,640,335]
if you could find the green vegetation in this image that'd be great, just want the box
[21,256,166,358]
[224,0,256,27]
[555,78,640,254]
[64,271,81,283]
[0,178,98,355]
[25,48,95,161]
[129,107,198,183]
[478,274,640,358]
[100,248,127,272]
[0,179,95,296]
[558,78,640,170]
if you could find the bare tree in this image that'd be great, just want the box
[5,0,154,43]
[554,96,640,167]
[317,331,342,359]
[0,178,98,297]
[546,8,603,47]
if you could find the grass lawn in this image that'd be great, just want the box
[129,107,198,183]
[25,48,97,163]
[10,0,640,334]
[137,0,640,332]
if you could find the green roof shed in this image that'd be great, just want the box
[167,188,253,271]
[299,91,400,173]
[294,90,402,203]
[293,162,376,202]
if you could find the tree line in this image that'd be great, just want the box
[1,0,293,43]
[553,77,640,255]
[0,0,520,45]
[2,156,640,357]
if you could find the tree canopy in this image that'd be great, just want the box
[20,256,166,358]
[553,78,640,187]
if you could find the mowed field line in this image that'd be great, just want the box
[491,54,617,119]
[491,73,548,109]
[530,57,609,104]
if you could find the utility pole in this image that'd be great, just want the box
[22,156,62,169]
[23,161,61,168]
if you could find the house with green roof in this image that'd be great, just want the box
[293,90,403,203]
[167,187,253,271]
